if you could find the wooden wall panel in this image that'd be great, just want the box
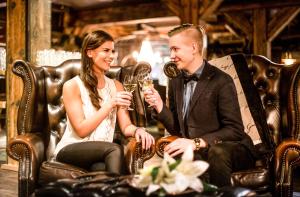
[253,9,269,57]
[28,0,51,63]
[4,0,51,170]
[5,0,27,169]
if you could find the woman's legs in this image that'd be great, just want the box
[56,141,124,174]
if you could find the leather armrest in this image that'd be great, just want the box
[39,161,87,186]
[7,133,44,182]
[13,60,46,135]
[231,167,269,192]
[274,139,300,191]
[125,137,155,174]
[155,136,179,158]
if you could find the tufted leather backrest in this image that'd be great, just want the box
[42,60,82,159]
[12,59,150,160]
[245,55,282,146]
[245,54,300,146]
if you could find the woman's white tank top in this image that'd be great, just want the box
[53,75,117,157]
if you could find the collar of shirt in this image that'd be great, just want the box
[182,61,205,84]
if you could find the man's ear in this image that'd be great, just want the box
[192,43,198,54]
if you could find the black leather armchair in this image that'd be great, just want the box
[156,53,300,197]
[6,59,155,197]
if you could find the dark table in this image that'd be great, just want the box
[33,172,256,197]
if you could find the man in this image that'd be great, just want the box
[144,24,257,187]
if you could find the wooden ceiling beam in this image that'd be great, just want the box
[162,0,200,24]
[224,12,252,39]
[75,3,173,25]
[87,16,180,27]
[191,0,199,25]
[220,0,300,12]
[200,0,223,20]
[205,24,227,32]
[224,24,240,38]
[267,7,300,42]
[181,0,191,24]
[78,16,180,37]
[161,0,181,17]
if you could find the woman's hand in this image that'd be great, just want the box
[144,87,163,113]
[134,127,155,150]
[110,91,132,108]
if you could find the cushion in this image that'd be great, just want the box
[231,167,269,191]
[38,161,87,186]
[209,54,268,145]
[209,54,275,193]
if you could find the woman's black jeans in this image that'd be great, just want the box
[56,141,125,175]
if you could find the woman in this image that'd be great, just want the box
[53,30,155,175]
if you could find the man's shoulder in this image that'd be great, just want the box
[205,61,232,81]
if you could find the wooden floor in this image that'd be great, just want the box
[0,169,18,197]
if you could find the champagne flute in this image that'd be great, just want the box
[141,73,154,108]
[137,72,147,89]
[123,75,137,110]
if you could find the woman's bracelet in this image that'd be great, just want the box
[124,124,136,137]
[125,124,145,137]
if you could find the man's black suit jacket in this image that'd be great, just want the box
[157,61,257,157]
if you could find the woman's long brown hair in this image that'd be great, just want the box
[80,30,114,109]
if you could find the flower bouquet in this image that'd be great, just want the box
[129,146,218,196]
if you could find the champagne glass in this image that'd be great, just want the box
[123,75,137,110]
[137,72,148,89]
[141,73,153,92]
[140,73,154,108]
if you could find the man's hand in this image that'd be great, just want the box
[164,138,196,157]
[144,87,163,113]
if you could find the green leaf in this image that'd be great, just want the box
[157,188,166,197]
[168,159,181,171]
[151,166,160,181]
[203,182,218,192]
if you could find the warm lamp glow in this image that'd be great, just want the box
[134,39,163,68]
[282,52,296,65]
[137,39,155,66]
[282,58,296,65]
[129,36,169,86]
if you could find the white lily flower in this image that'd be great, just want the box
[146,184,160,195]
[177,160,209,177]
[189,177,204,192]
[133,165,157,188]
[163,151,176,163]
[132,145,210,196]
[161,172,189,194]
[176,146,209,177]
[181,145,194,161]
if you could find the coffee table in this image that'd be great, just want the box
[33,172,255,197]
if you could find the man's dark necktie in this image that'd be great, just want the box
[182,72,199,137]
[183,72,200,84]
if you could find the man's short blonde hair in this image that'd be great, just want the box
[168,23,205,54]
